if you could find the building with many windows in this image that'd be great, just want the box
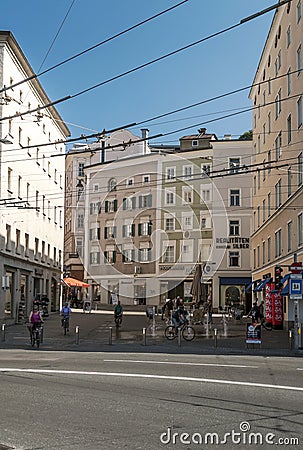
[0,31,70,322]
[82,132,252,311]
[249,0,303,326]
[64,128,151,283]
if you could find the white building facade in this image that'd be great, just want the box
[0,31,70,322]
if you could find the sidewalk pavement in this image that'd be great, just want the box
[0,309,301,357]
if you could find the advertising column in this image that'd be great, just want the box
[271,290,283,330]
[265,283,273,325]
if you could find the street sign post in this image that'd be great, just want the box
[289,270,302,350]
[290,262,302,274]
[289,274,303,300]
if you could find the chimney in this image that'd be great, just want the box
[141,128,149,154]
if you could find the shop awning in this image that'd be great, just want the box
[254,278,272,292]
[280,273,290,284]
[245,281,253,293]
[62,277,90,288]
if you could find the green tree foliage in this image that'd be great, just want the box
[239,130,253,140]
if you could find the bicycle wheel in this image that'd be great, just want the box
[182,325,195,341]
[165,325,176,340]
[263,321,272,331]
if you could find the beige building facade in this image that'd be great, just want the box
[82,134,252,311]
[249,0,303,325]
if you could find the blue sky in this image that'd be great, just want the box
[1,0,275,144]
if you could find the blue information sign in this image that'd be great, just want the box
[290,275,302,300]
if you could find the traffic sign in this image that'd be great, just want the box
[290,261,302,274]
[290,274,303,300]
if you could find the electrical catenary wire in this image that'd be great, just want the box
[36,0,77,72]
[2,150,302,209]
[0,1,189,95]
[1,64,300,159]
[1,76,301,163]
[0,0,291,124]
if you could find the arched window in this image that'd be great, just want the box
[108,178,117,192]
[225,286,240,307]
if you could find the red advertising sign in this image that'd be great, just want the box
[290,262,302,274]
[265,283,273,324]
[271,290,283,330]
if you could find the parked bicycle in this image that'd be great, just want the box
[165,321,195,341]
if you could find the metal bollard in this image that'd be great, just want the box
[214,328,218,348]
[75,325,80,345]
[289,329,293,350]
[178,327,181,347]
[143,328,147,346]
[109,327,112,345]
[2,324,6,342]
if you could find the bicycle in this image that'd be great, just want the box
[114,314,122,328]
[62,316,70,335]
[260,318,272,330]
[165,321,195,341]
[31,324,43,348]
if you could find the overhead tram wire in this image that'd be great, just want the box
[1,86,301,163]
[20,0,77,109]
[36,0,77,73]
[0,0,291,124]
[135,67,301,129]
[1,58,300,155]
[71,0,290,101]
[2,156,301,212]
[0,0,189,95]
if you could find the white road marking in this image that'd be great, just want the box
[0,368,302,392]
[297,368,303,371]
[103,359,258,369]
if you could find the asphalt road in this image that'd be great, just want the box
[0,351,302,449]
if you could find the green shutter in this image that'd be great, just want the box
[148,194,152,207]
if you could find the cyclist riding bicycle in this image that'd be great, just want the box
[61,302,72,330]
[28,304,44,340]
[172,302,188,331]
[114,300,123,322]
